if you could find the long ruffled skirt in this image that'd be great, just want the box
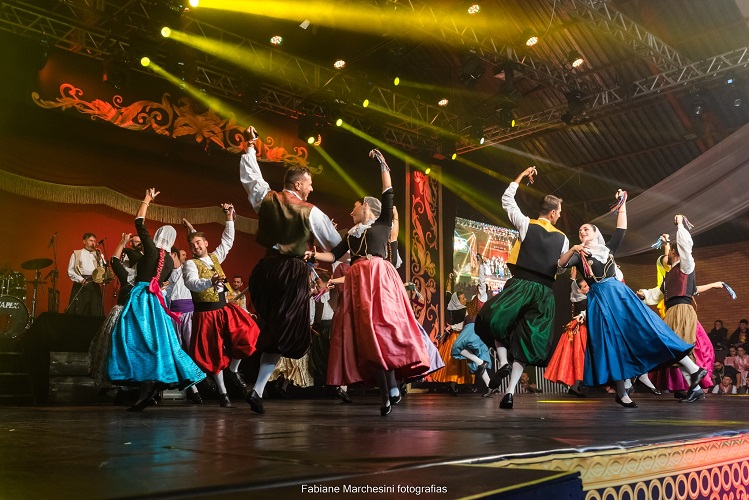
[418,323,445,377]
[544,319,587,386]
[451,322,492,374]
[650,321,715,390]
[326,257,430,386]
[584,278,693,386]
[89,305,124,388]
[107,282,205,389]
[271,354,314,388]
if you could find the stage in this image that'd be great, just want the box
[1,392,748,499]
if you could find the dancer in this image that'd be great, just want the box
[475,166,569,409]
[240,127,341,413]
[107,188,205,411]
[451,254,495,396]
[305,149,430,416]
[183,204,261,408]
[560,199,704,408]
[89,232,134,388]
[432,275,471,396]
[543,267,588,397]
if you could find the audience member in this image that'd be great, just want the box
[729,319,748,348]
[714,359,739,386]
[708,320,728,351]
[711,375,737,395]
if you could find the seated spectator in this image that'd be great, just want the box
[712,375,737,395]
[733,345,749,386]
[729,319,749,348]
[708,320,728,351]
[714,358,739,387]
[725,346,738,367]
[519,372,542,394]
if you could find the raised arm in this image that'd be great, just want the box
[696,281,725,294]
[212,203,236,263]
[616,190,627,230]
[239,140,271,214]
[502,166,536,239]
[674,214,694,274]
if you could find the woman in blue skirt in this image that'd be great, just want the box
[107,188,205,411]
[558,191,704,408]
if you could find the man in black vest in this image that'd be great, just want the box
[239,127,341,413]
[475,166,569,409]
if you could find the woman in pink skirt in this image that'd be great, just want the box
[306,149,429,416]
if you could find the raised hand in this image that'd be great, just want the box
[369,149,390,171]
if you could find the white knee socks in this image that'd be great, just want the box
[253,352,282,397]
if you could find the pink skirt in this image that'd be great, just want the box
[650,321,715,391]
[326,257,430,386]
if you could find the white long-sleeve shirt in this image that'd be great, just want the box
[183,221,234,293]
[67,249,103,283]
[239,148,341,251]
[166,265,192,301]
[640,223,694,305]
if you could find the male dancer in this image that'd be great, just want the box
[475,166,569,409]
[239,127,340,413]
[638,214,709,403]
[183,204,260,408]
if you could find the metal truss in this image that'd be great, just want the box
[557,0,689,72]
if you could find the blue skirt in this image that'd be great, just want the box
[107,282,205,389]
[451,323,492,374]
[584,278,693,386]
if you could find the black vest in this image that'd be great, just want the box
[507,219,566,287]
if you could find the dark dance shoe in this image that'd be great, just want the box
[219,393,232,408]
[483,387,499,398]
[568,388,587,398]
[614,395,638,408]
[646,386,663,396]
[188,391,204,404]
[681,388,705,403]
[688,368,708,392]
[380,403,392,416]
[447,384,459,397]
[246,389,265,414]
[673,391,687,400]
[127,397,155,412]
[476,361,489,377]
[389,393,402,406]
[226,371,247,391]
[488,364,511,389]
[336,387,353,404]
[499,393,513,409]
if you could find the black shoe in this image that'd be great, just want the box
[499,393,513,409]
[681,388,705,403]
[488,364,511,389]
[646,386,663,396]
[336,387,353,403]
[673,391,688,400]
[226,370,247,391]
[568,388,587,398]
[483,387,499,398]
[688,368,708,392]
[219,393,232,408]
[614,395,638,408]
[380,403,392,416]
[447,384,459,397]
[127,397,155,412]
[188,391,204,404]
[246,389,265,414]
[389,393,402,406]
[476,361,489,377]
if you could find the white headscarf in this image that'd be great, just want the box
[153,225,176,251]
[583,224,610,264]
[447,292,466,311]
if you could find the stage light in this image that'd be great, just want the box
[362,99,370,108]
[140,57,151,67]
[161,27,172,38]
[451,152,458,160]
[335,118,343,127]
[522,29,538,47]
[467,4,480,15]
[561,90,584,124]
[469,119,485,144]
[393,76,400,86]
[459,49,485,87]
[298,116,323,145]
[438,98,449,107]
[424,167,431,175]
[568,50,584,68]
[691,93,706,117]
[723,75,743,108]
[498,108,516,129]
[189,0,198,6]
[270,35,283,46]
[333,59,346,69]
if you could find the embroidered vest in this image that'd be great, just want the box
[190,254,227,311]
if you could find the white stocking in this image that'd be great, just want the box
[638,373,656,389]
[385,370,399,398]
[253,352,281,397]
[504,361,526,395]
[615,380,632,403]
[494,344,509,367]
[213,372,227,395]
[229,358,242,372]
[678,356,700,375]
[459,349,483,366]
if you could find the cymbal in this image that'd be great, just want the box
[20,258,53,270]
[26,280,47,286]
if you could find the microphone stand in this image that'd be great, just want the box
[48,236,60,314]
[98,241,107,317]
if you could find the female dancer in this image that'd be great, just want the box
[306,149,429,415]
[543,267,588,397]
[107,188,205,411]
[558,191,702,408]
[432,274,472,396]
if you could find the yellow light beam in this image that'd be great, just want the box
[315,146,367,199]
[362,101,461,141]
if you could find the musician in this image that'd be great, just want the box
[66,232,105,316]
[226,275,247,311]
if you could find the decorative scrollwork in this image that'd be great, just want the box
[410,170,440,341]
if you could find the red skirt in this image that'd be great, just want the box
[189,303,260,374]
[326,257,430,386]
[544,318,587,386]
[430,331,472,384]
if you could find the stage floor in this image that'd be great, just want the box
[2,392,748,499]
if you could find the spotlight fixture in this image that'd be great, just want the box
[438,98,449,107]
[270,35,283,46]
[335,118,343,127]
[393,76,400,86]
[189,0,198,6]
[723,75,743,108]
[498,108,516,129]
[161,27,172,38]
[568,50,584,68]
[459,49,486,87]
[362,99,370,108]
[561,90,584,124]
[334,59,346,70]
[424,167,432,175]
[298,116,323,145]
[691,92,707,117]
[469,119,486,144]
[467,4,480,15]
[140,56,151,67]
[522,29,538,47]
[440,139,457,160]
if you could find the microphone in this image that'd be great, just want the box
[48,232,57,249]
[97,238,106,245]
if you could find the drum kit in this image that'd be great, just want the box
[0,257,53,339]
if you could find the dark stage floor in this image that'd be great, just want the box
[2,392,748,499]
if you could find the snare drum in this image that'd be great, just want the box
[0,295,30,338]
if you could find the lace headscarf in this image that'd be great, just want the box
[583,224,610,264]
[153,225,177,251]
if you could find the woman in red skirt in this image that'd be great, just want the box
[306,149,430,416]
